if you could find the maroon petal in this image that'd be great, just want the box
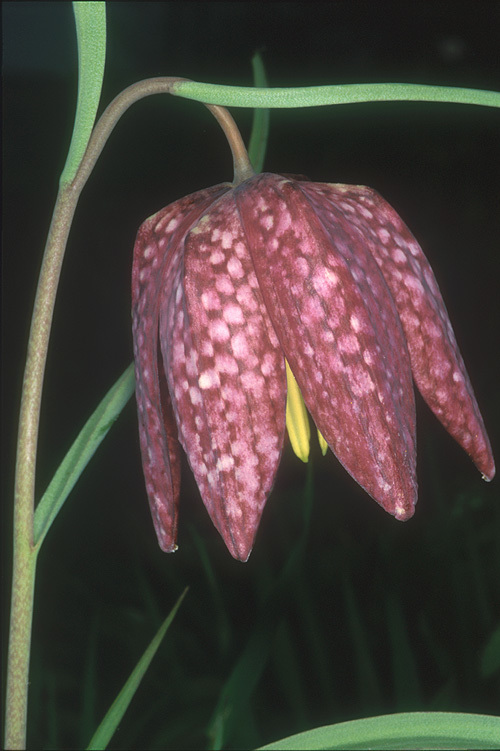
[132,185,230,551]
[159,193,287,561]
[236,174,417,520]
[318,184,495,481]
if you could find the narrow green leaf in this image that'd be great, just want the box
[257,711,500,750]
[78,614,100,748]
[86,588,188,751]
[248,51,270,173]
[207,465,314,749]
[386,595,421,708]
[60,2,106,186]
[172,80,500,110]
[480,625,500,678]
[33,363,135,549]
[189,524,232,657]
[271,621,308,727]
[342,573,383,710]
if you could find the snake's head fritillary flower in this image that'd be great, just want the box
[132,172,495,561]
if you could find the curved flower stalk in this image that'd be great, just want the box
[132,168,495,562]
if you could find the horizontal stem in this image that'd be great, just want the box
[171,80,500,109]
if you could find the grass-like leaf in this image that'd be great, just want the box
[386,595,422,709]
[341,571,383,711]
[257,711,500,750]
[248,51,270,173]
[33,363,135,549]
[86,588,188,751]
[480,625,500,679]
[207,465,314,749]
[60,1,106,186]
[173,80,500,109]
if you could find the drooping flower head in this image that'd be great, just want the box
[132,114,494,562]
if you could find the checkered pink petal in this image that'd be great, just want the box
[236,174,418,519]
[159,195,286,561]
[132,184,231,551]
[308,183,495,481]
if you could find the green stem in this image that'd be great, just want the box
[5,187,78,749]
[170,80,500,109]
[4,542,37,751]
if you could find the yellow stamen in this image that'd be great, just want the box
[317,429,328,456]
[285,360,310,462]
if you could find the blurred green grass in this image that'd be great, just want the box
[25,432,500,750]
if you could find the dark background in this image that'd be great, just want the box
[3,2,500,749]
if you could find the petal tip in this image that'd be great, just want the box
[224,533,254,563]
[159,541,179,553]
[390,487,417,521]
[481,467,495,483]
[473,443,495,482]
[219,518,257,562]
[152,516,178,553]
[235,549,252,563]
[393,504,415,522]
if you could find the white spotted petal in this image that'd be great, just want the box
[159,195,286,561]
[132,184,231,552]
[236,174,418,519]
[307,183,495,481]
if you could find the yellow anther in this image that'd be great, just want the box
[285,360,310,462]
[317,429,328,456]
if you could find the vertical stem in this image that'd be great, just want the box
[4,551,37,750]
[5,188,78,750]
[204,104,255,184]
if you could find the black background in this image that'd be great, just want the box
[3,3,500,749]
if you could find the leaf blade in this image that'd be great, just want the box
[60,1,106,186]
[86,588,188,751]
[248,51,270,173]
[33,364,135,549]
[256,711,500,750]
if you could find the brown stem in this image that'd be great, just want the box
[73,77,254,191]
[204,104,255,183]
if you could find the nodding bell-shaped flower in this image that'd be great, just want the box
[132,107,495,562]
